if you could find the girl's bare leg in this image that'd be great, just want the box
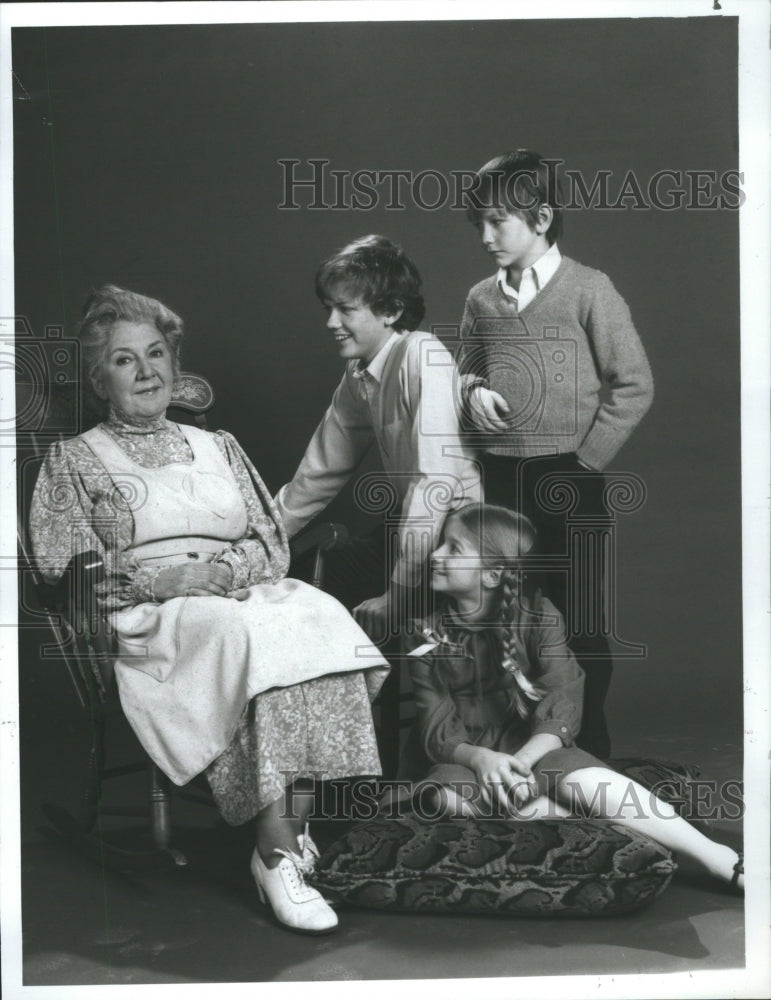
[558,767,743,888]
[509,794,570,820]
[415,784,570,820]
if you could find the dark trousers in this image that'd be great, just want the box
[481,452,613,758]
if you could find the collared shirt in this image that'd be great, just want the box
[275,330,481,587]
[351,331,401,387]
[497,242,562,311]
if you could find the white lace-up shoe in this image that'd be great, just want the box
[250,846,338,935]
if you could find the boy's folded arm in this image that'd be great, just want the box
[457,302,512,433]
[456,300,492,425]
[467,386,510,433]
[576,274,655,471]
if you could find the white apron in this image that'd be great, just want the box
[82,425,388,785]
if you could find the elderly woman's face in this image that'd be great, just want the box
[94,320,175,419]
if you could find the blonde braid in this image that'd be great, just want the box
[498,568,544,719]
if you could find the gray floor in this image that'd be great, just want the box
[14,638,745,987]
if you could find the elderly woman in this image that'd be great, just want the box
[29,285,389,935]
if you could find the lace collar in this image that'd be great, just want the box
[104,405,172,435]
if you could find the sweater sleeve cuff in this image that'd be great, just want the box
[459,372,488,403]
[577,426,633,472]
[273,485,305,538]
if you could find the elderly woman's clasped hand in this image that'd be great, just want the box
[152,561,249,600]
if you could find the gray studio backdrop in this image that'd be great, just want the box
[13,17,741,737]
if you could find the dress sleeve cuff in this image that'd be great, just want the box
[532,720,576,747]
[435,736,466,765]
[214,547,249,590]
[131,566,162,605]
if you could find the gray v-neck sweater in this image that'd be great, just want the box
[459,256,654,470]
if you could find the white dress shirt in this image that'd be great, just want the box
[497,242,562,310]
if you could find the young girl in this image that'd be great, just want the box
[400,503,743,891]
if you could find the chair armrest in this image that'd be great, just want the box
[289,522,349,591]
[289,522,349,559]
[34,550,115,698]
[37,550,105,617]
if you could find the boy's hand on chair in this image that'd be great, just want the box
[353,592,389,639]
[469,387,511,433]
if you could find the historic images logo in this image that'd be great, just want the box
[278,158,745,212]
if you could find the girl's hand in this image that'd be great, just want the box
[469,747,537,815]
[154,562,234,601]
[506,754,539,809]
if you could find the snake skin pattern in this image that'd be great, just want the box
[310,758,704,916]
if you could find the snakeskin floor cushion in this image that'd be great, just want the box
[309,759,702,916]
[608,758,707,826]
[311,814,675,916]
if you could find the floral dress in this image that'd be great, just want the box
[30,408,385,824]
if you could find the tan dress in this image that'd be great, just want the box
[30,412,387,822]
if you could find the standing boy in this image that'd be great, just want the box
[459,150,654,758]
[275,234,480,642]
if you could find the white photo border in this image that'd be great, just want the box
[1,3,768,999]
